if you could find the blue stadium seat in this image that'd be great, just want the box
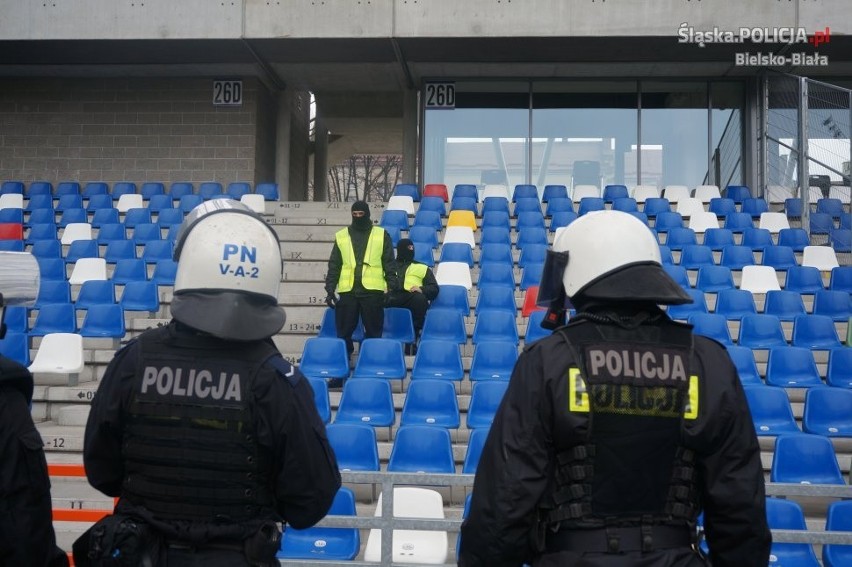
[326,423,380,473]
[706,197,735,218]
[37,257,66,282]
[146,194,173,214]
[475,286,517,315]
[481,197,509,216]
[90,208,119,229]
[409,226,439,249]
[198,182,223,200]
[178,194,203,214]
[450,196,477,214]
[654,211,683,233]
[643,197,670,218]
[480,226,512,248]
[784,197,803,218]
[678,245,714,270]
[723,212,753,233]
[766,346,823,387]
[96,223,126,244]
[737,314,787,349]
[34,280,71,309]
[75,280,115,310]
[335,378,395,427]
[256,183,280,201]
[439,242,474,267]
[827,348,852,388]
[740,227,773,250]
[27,181,53,196]
[55,181,80,198]
[477,262,515,289]
[763,290,806,321]
[352,338,406,380]
[226,182,251,200]
[2,305,28,333]
[429,285,468,316]
[164,224,180,244]
[695,265,734,292]
[123,207,152,228]
[449,184,476,202]
[813,289,852,321]
[518,244,547,270]
[472,310,518,345]
[725,185,751,203]
[761,245,798,271]
[666,289,708,321]
[111,258,148,284]
[481,210,511,230]
[478,243,512,267]
[64,239,99,264]
[817,197,845,218]
[778,227,810,252]
[380,209,409,232]
[467,381,509,429]
[31,239,62,259]
[86,194,113,212]
[719,245,755,270]
[120,280,160,313]
[602,184,629,203]
[803,387,852,437]
[277,486,359,560]
[0,331,29,366]
[514,197,541,215]
[411,340,464,381]
[663,264,690,290]
[765,497,821,567]
[516,227,548,250]
[462,428,490,475]
[1,181,24,195]
[25,223,56,244]
[512,184,538,202]
[168,182,194,200]
[387,425,455,473]
[744,385,800,435]
[419,196,446,217]
[112,182,138,200]
[809,212,834,235]
[830,228,851,252]
[741,197,768,218]
[824,500,852,567]
[30,303,77,336]
[131,223,162,245]
[413,209,442,232]
[545,196,573,217]
[549,210,578,231]
[400,379,460,428]
[300,337,349,380]
[141,240,174,264]
[317,308,364,344]
[26,194,54,212]
[520,261,544,291]
[792,314,842,350]
[58,208,88,227]
[151,259,178,286]
[306,377,331,424]
[611,197,638,213]
[0,240,24,252]
[702,228,735,251]
[421,308,467,344]
[770,433,845,484]
[577,197,605,216]
[785,266,825,294]
[725,345,762,385]
[525,309,559,344]
[0,209,25,224]
[382,307,415,344]
[687,313,732,345]
[541,184,568,203]
[516,211,546,232]
[79,304,126,338]
[664,228,697,251]
[469,340,518,381]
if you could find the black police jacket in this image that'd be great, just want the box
[84,321,341,536]
[459,311,771,567]
[0,356,69,567]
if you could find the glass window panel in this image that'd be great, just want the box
[710,82,745,187]
[641,82,709,188]
[532,81,638,189]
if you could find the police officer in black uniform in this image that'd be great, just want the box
[0,252,69,567]
[459,210,771,567]
[82,200,340,566]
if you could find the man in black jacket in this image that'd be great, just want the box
[324,201,397,384]
[386,238,439,354]
[0,252,69,567]
[82,201,340,567]
[459,210,771,567]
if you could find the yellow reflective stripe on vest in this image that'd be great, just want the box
[335,227,386,292]
[403,263,428,290]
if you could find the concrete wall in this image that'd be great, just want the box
[0,77,270,185]
[2,0,850,40]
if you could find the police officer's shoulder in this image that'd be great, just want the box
[111,336,141,360]
[263,354,303,388]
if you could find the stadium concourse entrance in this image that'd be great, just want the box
[422,80,747,193]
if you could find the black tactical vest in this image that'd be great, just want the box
[122,326,278,522]
[546,317,700,530]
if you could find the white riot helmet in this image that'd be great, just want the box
[537,211,691,320]
[171,199,285,341]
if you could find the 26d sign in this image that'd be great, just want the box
[424,82,455,109]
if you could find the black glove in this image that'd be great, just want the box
[325,294,337,308]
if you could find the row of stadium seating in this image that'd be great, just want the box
[0,180,280,201]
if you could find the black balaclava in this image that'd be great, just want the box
[396,238,415,263]
[351,201,372,231]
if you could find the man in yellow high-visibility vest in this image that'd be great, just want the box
[324,201,397,386]
[386,239,439,355]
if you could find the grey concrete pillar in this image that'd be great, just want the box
[313,114,329,201]
[401,88,418,185]
[275,90,292,200]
